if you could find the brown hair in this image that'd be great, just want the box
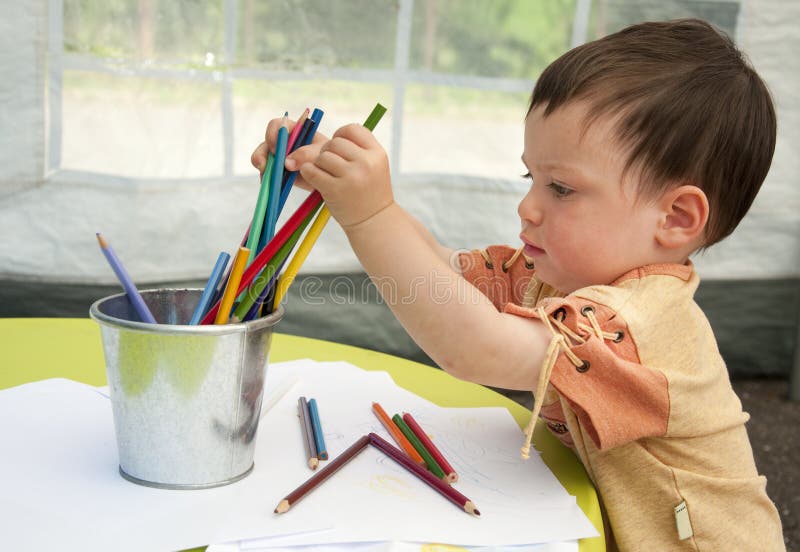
[529,19,776,246]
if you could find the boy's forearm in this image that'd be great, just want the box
[342,203,548,390]
[405,212,456,268]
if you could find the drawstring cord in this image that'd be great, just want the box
[479,247,533,272]
[520,306,610,459]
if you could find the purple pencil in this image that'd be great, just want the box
[96,233,157,324]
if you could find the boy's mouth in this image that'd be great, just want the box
[523,244,545,257]
[520,235,545,256]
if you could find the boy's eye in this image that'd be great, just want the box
[521,171,533,181]
[547,181,573,198]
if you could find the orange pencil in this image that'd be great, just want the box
[403,412,458,483]
[371,402,425,466]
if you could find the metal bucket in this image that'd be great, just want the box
[90,288,283,489]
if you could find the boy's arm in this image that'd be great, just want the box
[298,124,550,390]
[406,214,456,269]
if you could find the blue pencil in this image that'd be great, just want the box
[96,233,157,324]
[189,251,230,325]
[259,124,289,252]
[308,398,328,460]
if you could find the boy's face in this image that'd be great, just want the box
[518,101,663,293]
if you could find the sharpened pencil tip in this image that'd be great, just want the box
[274,500,290,514]
[95,233,108,248]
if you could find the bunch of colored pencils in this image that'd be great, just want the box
[274,403,478,517]
[96,103,387,325]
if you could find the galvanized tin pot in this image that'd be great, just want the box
[90,288,283,489]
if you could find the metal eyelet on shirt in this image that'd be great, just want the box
[580,305,595,316]
[525,261,535,269]
[613,330,625,343]
[485,261,494,269]
[553,307,567,321]
[576,360,590,373]
[501,264,509,273]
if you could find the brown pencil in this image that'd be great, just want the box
[371,402,425,466]
[402,412,459,483]
[368,432,480,516]
[274,434,371,514]
[298,396,318,470]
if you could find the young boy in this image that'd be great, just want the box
[253,18,784,551]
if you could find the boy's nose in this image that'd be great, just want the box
[517,187,543,226]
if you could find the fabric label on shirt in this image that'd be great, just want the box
[674,500,694,540]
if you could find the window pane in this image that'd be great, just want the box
[64,0,224,67]
[400,85,528,179]
[409,0,577,78]
[237,0,398,69]
[62,71,223,178]
[589,0,739,39]
[233,80,393,175]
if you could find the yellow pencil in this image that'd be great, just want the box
[272,208,331,310]
[271,103,386,311]
[214,246,250,324]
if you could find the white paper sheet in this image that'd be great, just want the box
[0,360,597,551]
[208,539,579,552]
[0,378,330,551]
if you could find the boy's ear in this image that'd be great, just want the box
[654,184,709,250]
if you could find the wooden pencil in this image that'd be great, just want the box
[274,434,370,514]
[214,246,249,325]
[371,402,425,466]
[392,413,447,481]
[274,103,386,303]
[368,432,480,516]
[244,153,274,265]
[95,233,157,324]
[298,396,318,470]
[262,123,289,246]
[403,411,458,483]
[308,398,329,460]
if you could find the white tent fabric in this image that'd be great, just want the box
[0,0,798,286]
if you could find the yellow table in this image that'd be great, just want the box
[0,318,604,551]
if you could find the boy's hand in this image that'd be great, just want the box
[297,123,393,229]
[250,116,327,192]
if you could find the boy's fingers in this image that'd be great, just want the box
[314,150,348,177]
[322,136,362,161]
[285,142,322,171]
[332,123,377,148]
[298,160,336,192]
[251,141,269,171]
[263,117,298,152]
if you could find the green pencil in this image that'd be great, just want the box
[392,413,447,481]
[246,153,275,263]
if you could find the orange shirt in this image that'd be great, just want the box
[460,246,784,551]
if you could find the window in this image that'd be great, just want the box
[55,0,589,182]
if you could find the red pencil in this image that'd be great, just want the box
[286,108,310,152]
[368,432,479,516]
[274,434,370,514]
[403,412,458,483]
